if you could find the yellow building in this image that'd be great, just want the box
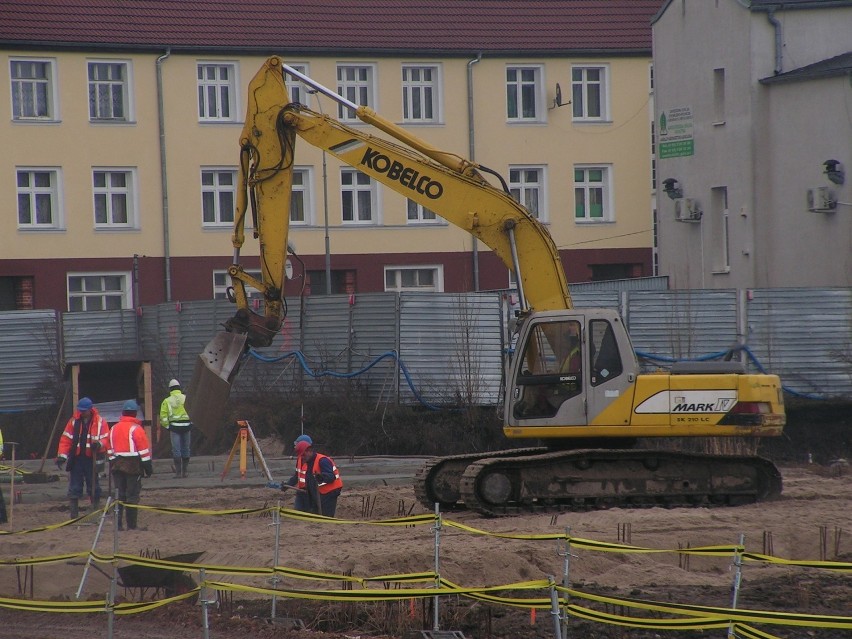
[0,0,660,311]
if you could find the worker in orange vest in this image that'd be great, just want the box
[107,399,153,531]
[285,438,343,517]
[55,397,109,518]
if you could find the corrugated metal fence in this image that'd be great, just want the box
[1,286,849,411]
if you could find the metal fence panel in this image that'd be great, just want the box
[63,310,141,363]
[399,292,503,406]
[626,290,740,371]
[0,310,58,411]
[747,287,852,398]
[1,286,851,411]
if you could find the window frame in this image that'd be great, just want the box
[384,265,444,292]
[92,167,138,229]
[10,57,58,121]
[571,64,610,122]
[16,167,63,230]
[87,59,132,122]
[67,271,131,311]
[506,64,545,123]
[509,165,547,222]
[406,198,444,225]
[340,168,378,224]
[283,62,312,108]
[401,63,442,124]
[212,269,264,300]
[197,61,238,122]
[573,165,613,223]
[289,166,314,225]
[336,63,376,121]
[201,167,238,228]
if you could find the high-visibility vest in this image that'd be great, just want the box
[159,390,192,430]
[57,409,109,460]
[296,453,343,494]
[108,415,152,462]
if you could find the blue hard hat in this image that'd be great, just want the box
[123,399,139,412]
[77,397,93,411]
[294,434,312,446]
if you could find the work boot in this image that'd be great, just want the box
[69,498,79,519]
[116,504,124,531]
[126,507,138,530]
[181,458,189,478]
[173,458,182,479]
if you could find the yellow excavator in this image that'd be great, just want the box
[188,56,786,515]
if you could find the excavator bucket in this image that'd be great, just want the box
[185,332,248,440]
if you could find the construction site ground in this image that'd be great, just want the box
[1,443,850,639]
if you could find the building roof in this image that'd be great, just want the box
[760,50,852,83]
[0,0,663,56]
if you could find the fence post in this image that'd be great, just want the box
[107,491,118,639]
[432,502,442,632]
[548,576,564,639]
[557,526,573,637]
[727,533,745,639]
[200,568,211,639]
[270,501,281,621]
[75,496,112,600]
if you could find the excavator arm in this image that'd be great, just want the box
[188,56,571,431]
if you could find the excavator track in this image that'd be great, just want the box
[456,449,782,516]
[414,448,547,510]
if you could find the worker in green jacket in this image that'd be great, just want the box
[159,379,193,478]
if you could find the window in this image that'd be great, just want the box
[384,266,444,292]
[509,166,546,220]
[571,65,608,121]
[407,199,440,224]
[341,169,376,223]
[290,167,313,225]
[307,269,354,295]
[17,168,61,229]
[711,186,730,273]
[284,63,311,107]
[574,166,612,222]
[88,61,130,121]
[713,68,726,124]
[201,169,237,226]
[11,58,56,120]
[93,169,135,227]
[589,319,623,387]
[506,65,542,121]
[402,65,439,122]
[336,65,374,120]
[67,272,130,311]
[197,63,237,121]
[213,269,263,300]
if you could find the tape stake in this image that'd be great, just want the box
[530,606,536,625]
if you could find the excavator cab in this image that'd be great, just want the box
[504,309,639,438]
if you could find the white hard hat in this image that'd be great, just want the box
[169,379,181,389]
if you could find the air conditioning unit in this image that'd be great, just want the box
[674,198,702,222]
[807,186,836,212]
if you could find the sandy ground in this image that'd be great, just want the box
[1,453,850,638]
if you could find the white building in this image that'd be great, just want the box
[653,0,852,289]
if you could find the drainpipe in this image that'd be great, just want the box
[156,49,172,301]
[766,10,783,75]
[467,52,483,291]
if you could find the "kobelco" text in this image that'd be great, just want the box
[360,148,444,199]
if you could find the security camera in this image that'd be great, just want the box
[823,159,845,185]
[661,178,683,200]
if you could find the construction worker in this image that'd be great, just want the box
[285,439,343,517]
[55,397,109,518]
[108,400,153,531]
[159,379,192,478]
